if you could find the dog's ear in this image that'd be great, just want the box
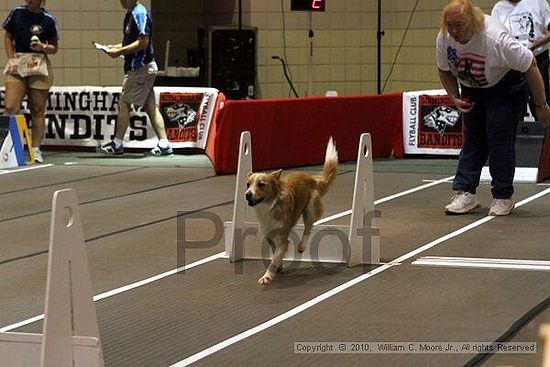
[270,169,282,180]
[246,171,253,179]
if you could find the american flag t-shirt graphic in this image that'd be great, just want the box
[447,46,457,65]
[447,47,487,87]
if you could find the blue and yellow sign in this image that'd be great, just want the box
[0,115,33,168]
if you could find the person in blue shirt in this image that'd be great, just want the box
[96,0,173,157]
[3,0,59,163]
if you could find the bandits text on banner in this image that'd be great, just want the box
[0,86,221,150]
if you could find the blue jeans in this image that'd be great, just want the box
[453,70,528,199]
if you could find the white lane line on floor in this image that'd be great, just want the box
[0,252,226,333]
[315,175,454,224]
[422,179,453,183]
[0,164,54,175]
[423,180,550,187]
[93,252,226,301]
[169,186,550,367]
[171,264,394,367]
[412,256,550,272]
[1,173,453,332]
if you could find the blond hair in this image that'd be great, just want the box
[440,0,485,36]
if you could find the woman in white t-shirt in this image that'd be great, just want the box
[436,0,550,216]
[492,0,550,120]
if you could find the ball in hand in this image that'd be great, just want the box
[30,35,40,44]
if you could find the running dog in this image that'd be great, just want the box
[245,138,338,284]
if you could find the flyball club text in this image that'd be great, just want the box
[0,89,153,141]
[408,95,418,146]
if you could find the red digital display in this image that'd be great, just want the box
[290,0,326,12]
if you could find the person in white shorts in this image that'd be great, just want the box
[96,0,172,157]
[2,0,59,163]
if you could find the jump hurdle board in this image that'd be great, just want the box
[0,189,104,367]
[224,131,380,266]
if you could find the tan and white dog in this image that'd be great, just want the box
[245,138,338,284]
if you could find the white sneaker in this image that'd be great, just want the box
[33,147,43,163]
[488,198,514,216]
[445,191,481,215]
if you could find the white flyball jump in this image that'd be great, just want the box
[0,189,104,366]
[224,131,380,267]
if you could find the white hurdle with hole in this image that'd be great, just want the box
[0,189,104,367]
[224,131,380,266]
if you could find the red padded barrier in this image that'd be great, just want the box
[205,93,403,174]
[537,129,550,182]
[204,92,226,162]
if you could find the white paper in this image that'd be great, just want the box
[92,41,109,53]
[92,41,124,58]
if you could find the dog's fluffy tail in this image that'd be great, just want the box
[316,137,338,196]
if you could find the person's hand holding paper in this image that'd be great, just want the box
[92,41,124,58]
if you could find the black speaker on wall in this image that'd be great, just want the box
[198,26,257,100]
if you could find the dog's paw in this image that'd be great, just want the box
[258,275,272,285]
[297,241,307,253]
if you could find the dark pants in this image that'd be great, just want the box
[453,70,528,199]
[528,50,550,120]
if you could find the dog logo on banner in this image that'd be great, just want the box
[159,92,204,143]
[422,106,460,135]
[163,103,197,129]
[418,94,463,150]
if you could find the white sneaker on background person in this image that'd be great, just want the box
[96,140,124,155]
[488,198,514,216]
[144,144,173,157]
[33,147,43,163]
[444,191,481,214]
